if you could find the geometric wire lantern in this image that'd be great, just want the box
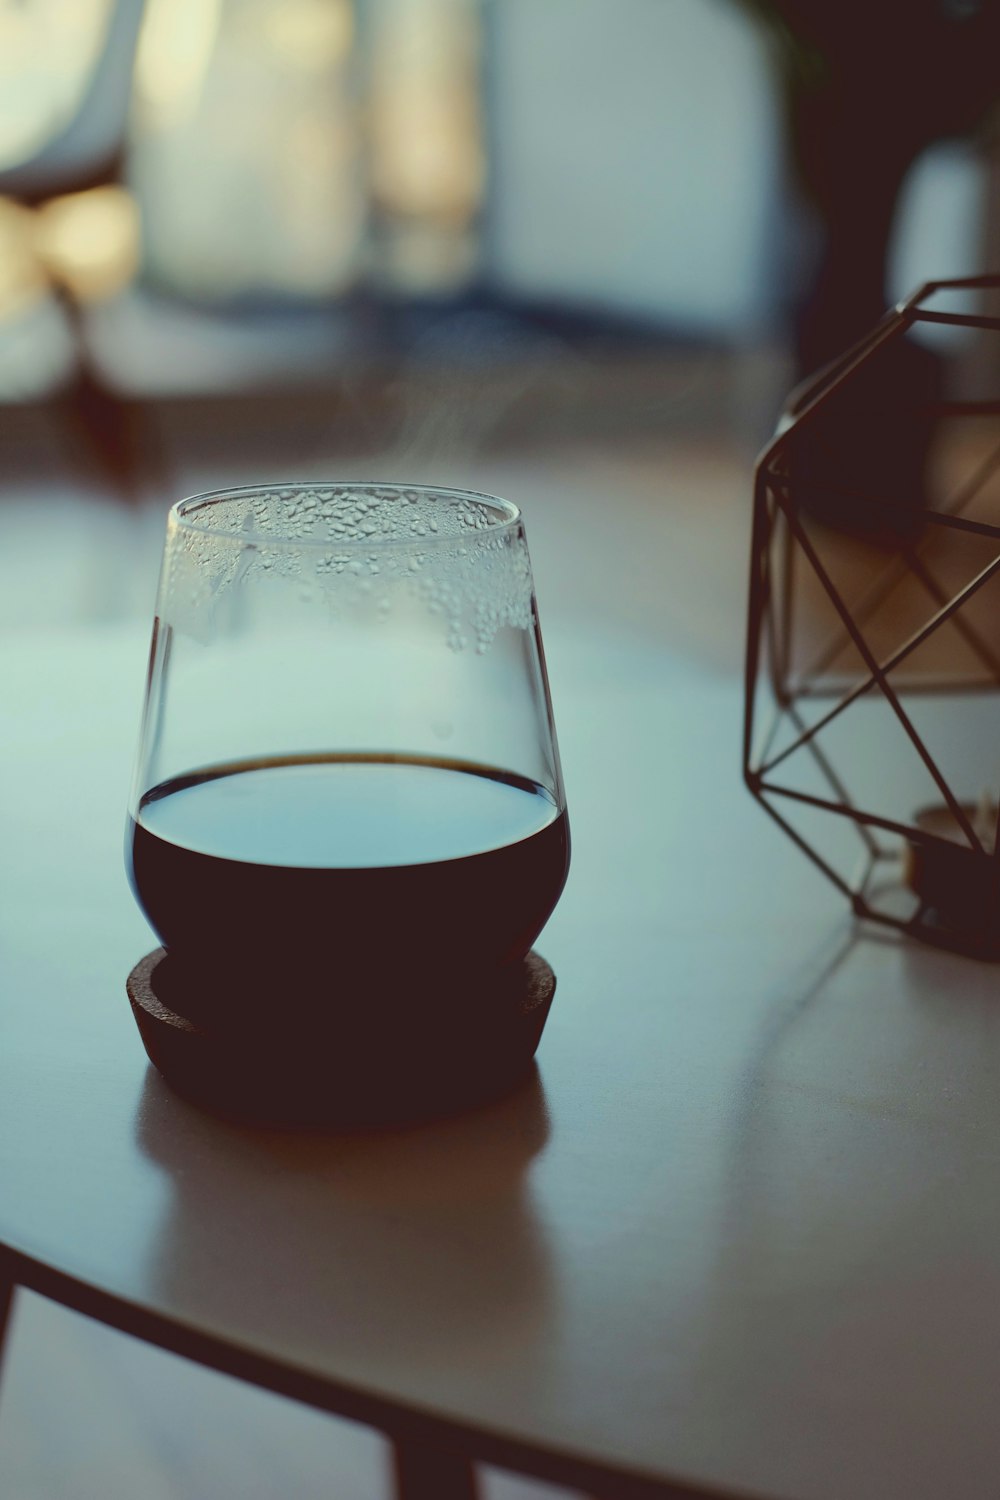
[744,275,1000,958]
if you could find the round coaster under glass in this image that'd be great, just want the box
[127,949,556,1126]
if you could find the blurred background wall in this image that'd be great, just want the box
[2,0,996,639]
[0,0,991,412]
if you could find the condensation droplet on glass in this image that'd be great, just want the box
[164,484,533,653]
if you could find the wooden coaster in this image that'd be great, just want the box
[127,949,556,1126]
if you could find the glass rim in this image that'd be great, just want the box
[170,482,523,552]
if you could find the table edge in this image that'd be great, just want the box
[0,1240,753,1500]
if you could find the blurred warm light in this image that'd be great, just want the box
[370,0,483,225]
[35,185,140,301]
[131,0,364,298]
[134,0,224,131]
[0,0,113,168]
[260,0,353,74]
[0,198,47,316]
[125,0,481,300]
[384,224,478,295]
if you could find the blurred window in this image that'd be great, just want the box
[1,0,788,339]
[129,0,483,302]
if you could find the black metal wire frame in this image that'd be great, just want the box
[760,280,1000,699]
[759,485,1000,792]
[743,276,1000,949]
[761,431,1000,692]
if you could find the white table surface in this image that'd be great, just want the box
[3,621,1000,1500]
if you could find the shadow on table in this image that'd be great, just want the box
[132,1064,555,1384]
[683,927,1000,1497]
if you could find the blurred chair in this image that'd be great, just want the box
[0,0,157,504]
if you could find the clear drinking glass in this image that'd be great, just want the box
[125,483,569,1029]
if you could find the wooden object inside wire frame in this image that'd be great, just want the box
[744,275,1000,957]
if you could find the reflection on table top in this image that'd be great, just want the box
[2,623,1000,1500]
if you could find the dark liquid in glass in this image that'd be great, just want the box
[126,753,569,1015]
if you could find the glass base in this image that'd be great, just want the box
[126,947,556,1126]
